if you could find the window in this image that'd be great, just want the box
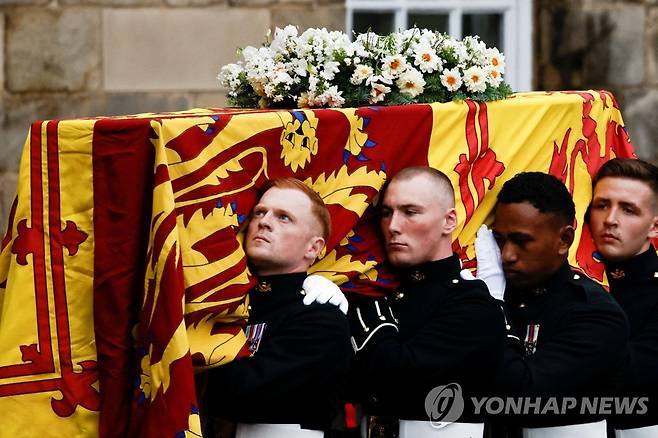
[346,0,533,92]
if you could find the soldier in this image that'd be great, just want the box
[482,172,629,437]
[589,158,658,437]
[202,177,352,438]
[349,166,506,438]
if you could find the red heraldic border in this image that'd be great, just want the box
[0,121,98,417]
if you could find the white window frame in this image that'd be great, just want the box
[346,0,533,92]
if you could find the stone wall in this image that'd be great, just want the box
[0,0,345,230]
[535,0,658,161]
[0,0,657,231]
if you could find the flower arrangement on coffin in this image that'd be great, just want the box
[218,25,513,109]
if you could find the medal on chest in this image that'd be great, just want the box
[523,324,540,356]
[245,322,267,353]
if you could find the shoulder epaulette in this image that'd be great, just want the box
[569,271,605,295]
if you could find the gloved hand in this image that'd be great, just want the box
[302,274,349,315]
[459,269,476,280]
[474,224,506,301]
[348,296,398,352]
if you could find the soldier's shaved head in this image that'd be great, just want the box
[388,166,455,208]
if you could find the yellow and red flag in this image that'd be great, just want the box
[0,91,634,437]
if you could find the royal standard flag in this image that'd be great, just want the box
[0,91,635,437]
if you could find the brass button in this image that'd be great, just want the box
[394,291,405,301]
[411,270,425,282]
[256,281,272,293]
[610,269,625,280]
[573,274,580,280]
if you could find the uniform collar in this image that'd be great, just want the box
[605,245,658,286]
[507,262,575,303]
[399,253,462,285]
[540,262,575,295]
[249,272,307,314]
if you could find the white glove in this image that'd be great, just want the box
[302,274,349,315]
[474,224,506,301]
[459,269,476,281]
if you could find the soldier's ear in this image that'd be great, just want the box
[648,215,658,240]
[306,236,326,262]
[557,224,575,256]
[443,207,457,235]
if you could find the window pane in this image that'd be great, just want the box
[462,13,503,50]
[352,12,395,35]
[407,13,449,33]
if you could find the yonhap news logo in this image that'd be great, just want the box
[424,382,650,426]
[424,383,465,428]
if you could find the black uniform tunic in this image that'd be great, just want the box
[204,272,352,430]
[354,253,507,422]
[606,246,658,430]
[497,262,629,428]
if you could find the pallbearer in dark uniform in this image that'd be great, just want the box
[203,178,352,438]
[349,166,506,438]
[484,172,629,438]
[589,158,658,438]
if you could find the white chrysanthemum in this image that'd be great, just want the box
[487,66,503,87]
[370,83,391,104]
[350,64,374,85]
[413,45,442,73]
[486,48,506,73]
[440,67,462,92]
[396,68,426,98]
[381,54,408,76]
[463,66,487,93]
